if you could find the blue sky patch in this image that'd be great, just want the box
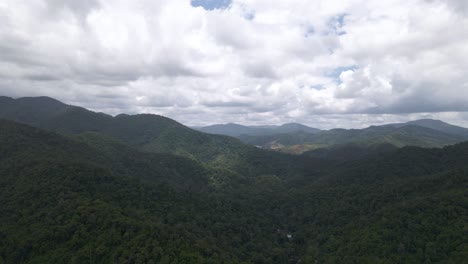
[327,13,348,35]
[310,84,325,90]
[327,65,358,83]
[191,0,231,10]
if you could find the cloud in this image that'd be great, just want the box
[426,0,468,14]
[0,0,467,128]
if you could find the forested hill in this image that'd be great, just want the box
[288,142,468,263]
[2,96,467,158]
[0,96,303,177]
[1,117,467,263]
[0,119,214,190]
[0,119,303,263]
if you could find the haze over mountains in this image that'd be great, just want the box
[3,96,468,155]
[194,123,321,137]
[196,119,468,139]
[196,118,468,154]
[386,119,468,138]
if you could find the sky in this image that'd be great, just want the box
[1,0,468,129]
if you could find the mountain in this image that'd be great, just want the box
[194,122,320,137]
[0,96,72,124]
[275,123,321,134]
[0,119,303,263]
[240,123,467,154]
[387,118,468,139]
[0,117,466,263]
[193,123,270,137]
[5,96,465,157]
[0,119,215,190]
[196,118,468,154]
[0,96,301,178]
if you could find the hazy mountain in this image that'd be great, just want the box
[386,118,468,138]
[240,123,466,153]
[2,96,466,158]
[196,118,468,154]
[193,123,271,137]
[194,122,320,137]
[275,123,321,134]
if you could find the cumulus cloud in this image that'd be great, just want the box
[0,0,467,128]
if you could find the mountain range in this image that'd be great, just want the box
[193,122,321,137]
[0,96,467,263]
[386,119,468,138]
[197,119,468,153]
[0,96,304,178]
[4,96,467,156]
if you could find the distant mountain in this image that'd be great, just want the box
[194,122,320,137]
[193,123,269,137]
[2,96,467,158]
[275,123,321,134]
[196,119,468,154]
[240,123,466,153]
[386,118,468,139]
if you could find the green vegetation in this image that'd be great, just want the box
[0,120,298,263]
[0,97,467,263]
[0,96,299,177]
[2,96,466,156]
[240,125,466,153]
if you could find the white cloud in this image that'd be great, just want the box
[0,0,467,128]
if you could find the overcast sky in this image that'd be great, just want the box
[1,0,468,128]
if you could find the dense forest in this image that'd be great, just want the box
[0,97,467,263]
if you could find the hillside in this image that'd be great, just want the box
[285,142,468,262]
[301,143,398,162]
[2,0,468,263]
[0,118,466,263]
[0,119,302,263]
[3,96,465,157]
[0,96,300,177]
[0,119,217,190]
